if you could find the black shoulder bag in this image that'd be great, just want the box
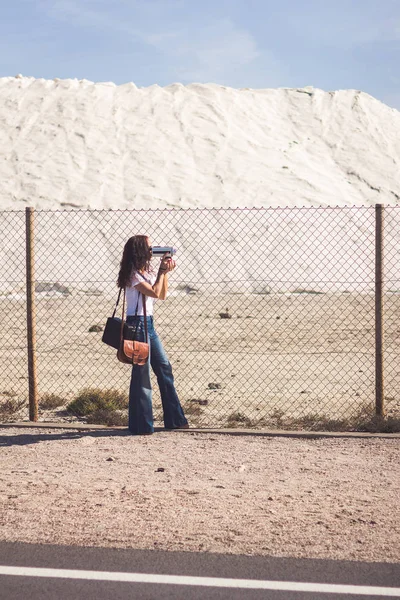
[102,288,126,349]
[102,287,149,365]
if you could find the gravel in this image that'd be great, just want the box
[0,427,399,563]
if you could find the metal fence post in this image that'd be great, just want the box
[26,207,38,421]
[375,204,384,416]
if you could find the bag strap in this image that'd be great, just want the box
[135,272,149,345]
[119,288,126,347]
[142,292,148,344]
[112,287,123,318]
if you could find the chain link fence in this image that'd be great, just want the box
[1,206,399,429]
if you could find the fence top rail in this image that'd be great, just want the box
[1,204,400,214]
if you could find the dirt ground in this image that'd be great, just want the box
[0,426,399,563]
[2,292,400,426]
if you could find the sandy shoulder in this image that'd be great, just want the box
[0,427,399,563]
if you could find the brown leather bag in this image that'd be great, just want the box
[117,288,149,365]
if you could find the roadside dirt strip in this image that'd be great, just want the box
[0,426,399,563]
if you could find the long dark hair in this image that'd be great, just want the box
[117,235,152,288]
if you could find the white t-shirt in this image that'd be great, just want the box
[126,270,157,316]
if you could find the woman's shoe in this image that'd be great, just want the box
[166,423,189,430]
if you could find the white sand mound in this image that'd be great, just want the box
[0,76,399,210]
[1,77,400,295]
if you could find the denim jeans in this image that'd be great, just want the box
[126,316,188,434]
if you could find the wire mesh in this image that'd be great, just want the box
[380,207,400,421]
[1,206,399,429]
[0,211,27,419]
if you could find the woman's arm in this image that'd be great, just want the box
[134,270,166,299]
[134,256,174,299]
[159,273,168,301]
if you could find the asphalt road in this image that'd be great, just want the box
[0,541,399,600]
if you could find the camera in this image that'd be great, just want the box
[150,246,177,258]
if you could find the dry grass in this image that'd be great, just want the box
[67,388,129,427]
[183,403,203,416]
[87,409,128,427]
[255,403,400,433]
[67,387,128,416]
[227,411,253,427]
[0,397,26,420]
[62,390,400,432]
[39,393,67,410]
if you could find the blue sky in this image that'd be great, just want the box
[1,0,399,109]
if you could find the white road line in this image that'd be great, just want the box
[0,566,399,596]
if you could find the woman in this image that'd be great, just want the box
[117,235,189,435]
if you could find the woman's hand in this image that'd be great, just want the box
[160,254,176,273]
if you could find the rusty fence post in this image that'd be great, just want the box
[375,204,384,416]
[26,207,38,421]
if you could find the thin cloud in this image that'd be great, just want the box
[146,19,261,83]
[33,2,272,86]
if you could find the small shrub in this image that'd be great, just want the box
[227,411,253,427]
[0,397,26,419]
[286,414,349,432]
[268,403,400,433]
[184,403,203,416]
[89,324,103,333]
[40,393,66,410]
[87,409,128,427]
[67,388,128,417]
[362,415,400,433]
[188,399,208,406]
[349,403,400,433]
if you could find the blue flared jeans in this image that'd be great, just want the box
[126,316,188,434]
